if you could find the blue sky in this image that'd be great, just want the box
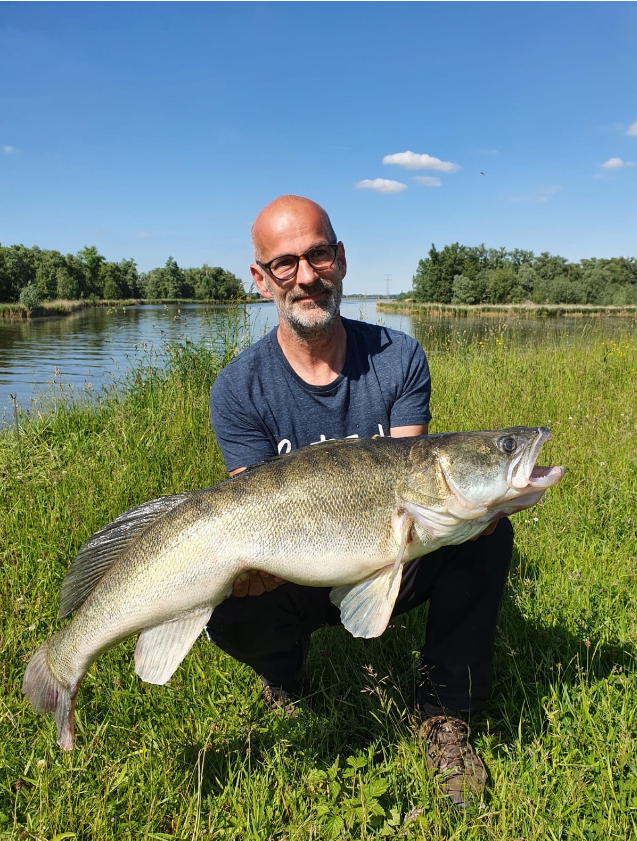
[1,2,636,296]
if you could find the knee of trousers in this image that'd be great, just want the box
[206,584,334,659]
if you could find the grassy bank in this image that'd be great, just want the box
[0,297,261,320]
[377,301,637,318]
[0,299,144,320]
[1,320,636,839]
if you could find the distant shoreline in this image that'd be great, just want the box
[0,297,263,321]
[4,297,637,322]
[376,301,637,318]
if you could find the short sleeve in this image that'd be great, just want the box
[388,338,432,428]
[210,368,278,472]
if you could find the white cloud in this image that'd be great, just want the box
[136,231,153,238]
[382,150,460,173]
[601,157,635,170]
[355,178,407,194]
[510,185,562,203]
[3,146,15,153]
[414,176,442,187]
[626,120,637,137]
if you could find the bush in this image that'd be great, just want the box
[19,282,41,310]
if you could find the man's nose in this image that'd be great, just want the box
[295,255,319,285]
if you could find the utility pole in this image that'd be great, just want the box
[385,274,391,298]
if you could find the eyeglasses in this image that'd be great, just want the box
[257,243,339,282]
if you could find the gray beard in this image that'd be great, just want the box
[269,281,342,341]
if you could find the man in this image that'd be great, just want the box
[207,195,513,808]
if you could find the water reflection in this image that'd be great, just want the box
[0,301,632,422]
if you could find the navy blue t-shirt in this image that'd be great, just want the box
[210,317,432,473]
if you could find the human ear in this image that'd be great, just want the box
[250,264,273,299]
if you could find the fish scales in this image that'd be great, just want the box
[221,438,410,572]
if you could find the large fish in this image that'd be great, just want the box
[23,428,564,750]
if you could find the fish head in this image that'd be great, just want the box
[398,427,565,525]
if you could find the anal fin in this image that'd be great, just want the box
[134,608,212,685]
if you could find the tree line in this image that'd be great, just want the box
[411,244,637,305]
[0,244,245,307]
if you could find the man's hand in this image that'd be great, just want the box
[230,570,285,597]
[470,521,498,541]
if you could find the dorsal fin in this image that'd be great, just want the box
[58,493,192,619]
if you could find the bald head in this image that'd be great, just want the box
[251,195,337,262]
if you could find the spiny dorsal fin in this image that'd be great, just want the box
[58,493,192,619]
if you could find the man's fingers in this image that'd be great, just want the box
[261,573,283,592]
[231,572,251,597]
[246,575,266,596]
[231,570,285,597]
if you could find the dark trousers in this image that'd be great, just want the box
[206,518,513,712]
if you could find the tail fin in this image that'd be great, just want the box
[22,642,77,751]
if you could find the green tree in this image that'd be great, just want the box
[79,246,105,297]
[0,246,9,301]
[64,253,89,298]
[484,266,516,303]
[187,265,243,300]
[512,265,537,302]
[34,249,67,300]
[56,267,79,300]
[163,256,184,298]
[413,244,475,303]
[141,268,165,298]
[118,258,140,297]
[508,248,535,268]
[100,263,123,299]
[4,245,36,301]
[452,274,485,304]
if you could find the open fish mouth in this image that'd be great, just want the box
[528,464,565,487]
[510,427,565,490]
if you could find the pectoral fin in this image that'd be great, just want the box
[330,563,404,639]
[134,608,212,685]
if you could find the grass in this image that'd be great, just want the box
[1,318,636,839]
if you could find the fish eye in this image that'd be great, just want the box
[497,436,517,454]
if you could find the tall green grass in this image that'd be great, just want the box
[1,319,636,840]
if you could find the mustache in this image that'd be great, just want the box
[288,281,337,302]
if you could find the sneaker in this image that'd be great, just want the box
[418,708,487,809]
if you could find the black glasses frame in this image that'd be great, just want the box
[256,242,339,282]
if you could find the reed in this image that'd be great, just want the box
[377,300,637,319]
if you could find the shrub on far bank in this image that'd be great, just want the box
[18,283,41,311]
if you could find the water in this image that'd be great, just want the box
[0,301,631,422]
[0,301,405,419]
